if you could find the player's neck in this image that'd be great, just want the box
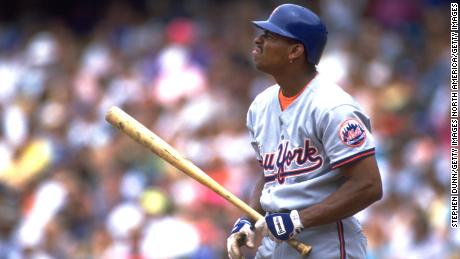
[276,70,317,97]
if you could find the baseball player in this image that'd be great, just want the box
[227,4,382,259]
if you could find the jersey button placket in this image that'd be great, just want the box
[278,117,288,184]
[279,117,284,140]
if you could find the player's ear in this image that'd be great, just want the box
[289,43,305,61]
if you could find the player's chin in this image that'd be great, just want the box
[253,58,266,70]
[254,62,271,73]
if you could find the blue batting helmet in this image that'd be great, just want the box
[252,4,328,65]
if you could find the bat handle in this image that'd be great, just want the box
[287,239,312,256]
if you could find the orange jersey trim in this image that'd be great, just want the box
[278,73,317,111]
[278,88,305,111]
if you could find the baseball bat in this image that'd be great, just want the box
[105,106,312,256]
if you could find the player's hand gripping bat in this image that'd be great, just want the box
[105,106,312,256]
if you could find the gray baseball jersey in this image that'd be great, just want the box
[247,74,375,259]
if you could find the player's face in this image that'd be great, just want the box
[252,30,295,73]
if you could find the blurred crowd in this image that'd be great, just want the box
[0,0,457,258]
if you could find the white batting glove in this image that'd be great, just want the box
[227,218,255,259]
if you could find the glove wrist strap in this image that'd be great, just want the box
[290,210,304,232]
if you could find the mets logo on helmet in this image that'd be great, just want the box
[339,119,366,147]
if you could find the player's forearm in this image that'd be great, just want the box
[298,157,382,228]
[299,177,381,228]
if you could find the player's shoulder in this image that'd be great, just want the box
[308,74,360,111]
[248,84,278,112]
